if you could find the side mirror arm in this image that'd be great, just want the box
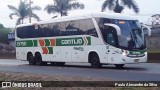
[104,23,121,35]
[142,24,151,36]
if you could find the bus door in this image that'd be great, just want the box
[103,26,117,63]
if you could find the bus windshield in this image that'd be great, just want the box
[113,20,145,50]
[96,18,146,50]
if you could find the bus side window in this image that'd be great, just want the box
[52,23,60,36]
[79,19,98,37]
[23,26,34,38]
[107,33,116,46]
[17,28,22,38]
[66,20,79,36]
[42,27,49,37]
[106,27,116,46]
[37,26,43,38]
[59,22,66,36]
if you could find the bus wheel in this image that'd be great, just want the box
[51,62,56,66]
[51,62,65,66]
[115,64,125,68]
[35,53,43,66]
[27,53,35,65]
[89,53,102,68]
[56,62,65,66]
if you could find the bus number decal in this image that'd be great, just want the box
[17,42,27,47]
[16,40,37,47]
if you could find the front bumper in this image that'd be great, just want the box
[108,53,147,64]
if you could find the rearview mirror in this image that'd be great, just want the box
[142,24,151,36]
[104,23,121,35]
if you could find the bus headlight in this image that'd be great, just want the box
[114,49,123,54]
[122,50,129,56]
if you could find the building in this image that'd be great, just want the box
[148,14,160,28]
[8,32,15,47]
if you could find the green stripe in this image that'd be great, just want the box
[48,47,53,54]
[33,40,37,46]
[45,39,50,46]
[86,37,91,45]
[16,40,37,47]
[129,49,146,55]
[16,37,91,47]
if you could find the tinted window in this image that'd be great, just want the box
[66,20,80,35]
[17,25,36,38]
[51,22,61,36]
[17,18,98,38]
[95,18,118,46]
[95,18,112,31]
[40,24,52,37]
[79,19,98,37]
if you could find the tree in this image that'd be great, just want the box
[0,23,4,29]
[101,0,139,13]
[8,0,41,25]
[0,23,11,43]
[44,0,85,17]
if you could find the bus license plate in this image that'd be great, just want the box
[134,59,139,63]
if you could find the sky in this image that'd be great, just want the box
[0,0,160,28]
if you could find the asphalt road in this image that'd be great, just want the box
[0,59,160,81]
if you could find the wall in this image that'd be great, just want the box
[146,28,160,49]
[146,36,160,49]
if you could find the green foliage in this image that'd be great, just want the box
[102,0,139,13]
[8,0,41,25]
[44,0,84,17]
[0,24,12,43]
[0,23,4,28]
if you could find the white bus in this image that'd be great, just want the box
[15,12,151,68]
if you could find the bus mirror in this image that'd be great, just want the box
[104,23,121,35]
[142,24,151,36]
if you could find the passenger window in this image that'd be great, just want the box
[107,33,116,46]
[66,20,79,36]
[79,19,98,37]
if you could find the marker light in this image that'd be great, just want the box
[119,21,125,24]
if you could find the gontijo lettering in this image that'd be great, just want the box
[61,39,83,45]
[56,37,91,46]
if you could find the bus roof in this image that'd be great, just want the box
[16,12,137,27]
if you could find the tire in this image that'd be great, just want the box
[89,53,102,68]
[51,62,65,66]
[35,53,43,66]
[56,62,65,66]
[115,64,125,68]
[43,62,48,65]
[27,53,35,65]
[51,62,56,66]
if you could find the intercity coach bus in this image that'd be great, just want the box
[15,12,151,68]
